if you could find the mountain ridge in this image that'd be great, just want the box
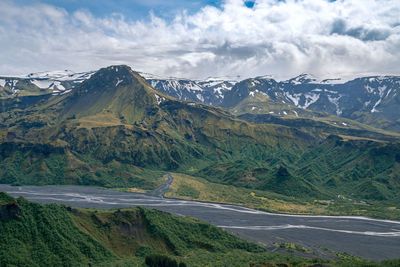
[1,65,400,208]
[2,69,399,132]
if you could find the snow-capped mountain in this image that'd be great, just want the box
[0,70,95,96]
[1,69,399,132]
[0,70,237,105]
[221,74,400,132]
[143,74,237,106]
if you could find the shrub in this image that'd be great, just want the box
[145,254,178,267]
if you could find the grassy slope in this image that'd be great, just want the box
[1,65,400,218]
[2,192,370,267]
[0,193,115,267]
[165,173,400,220]
[2,192,400,267]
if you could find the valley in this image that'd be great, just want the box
[1,184,400,262]
[3,1,400,266]
[1,65,400,215]
[0,65,400,266]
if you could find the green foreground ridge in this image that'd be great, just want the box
[0,192,399,267]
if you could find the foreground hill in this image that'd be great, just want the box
[0,192,267,266]
[0,65,400,212]
[1,192,399,266]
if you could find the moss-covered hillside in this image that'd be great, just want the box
[2,192,400,267]
[1,65,400,211]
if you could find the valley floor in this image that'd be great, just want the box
[161,173,400,221]
[1,183,400,262]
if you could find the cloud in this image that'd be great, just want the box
[0,0,399,79]
[331,19,391,41]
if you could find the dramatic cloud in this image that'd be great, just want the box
[0,0,399,79]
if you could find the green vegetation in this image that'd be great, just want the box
[165,172,400,220]
[0,145,165,189]
[145,254,186,267]
[1,192,399,267]
[0,194,115,266]
[274,243,312,254]
[1,65,400,221]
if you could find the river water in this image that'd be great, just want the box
[1,184,399,261]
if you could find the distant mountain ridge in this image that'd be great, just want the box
[1,70,399,131]
[143,72,400,132]
[0,70,95,97]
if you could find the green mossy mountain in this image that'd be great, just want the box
[1,65,400,206]
[0,193,268,266]
[0,193,115,267]
[1,192,399,267]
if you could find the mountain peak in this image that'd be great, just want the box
[102,65,132,73]
[287,73,318,84]
[75,65,136,95]
[63,65,168,124]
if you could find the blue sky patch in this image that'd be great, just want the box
[15,0,223,20]
[244,1,255,8]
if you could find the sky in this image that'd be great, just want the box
[1,0,400,79]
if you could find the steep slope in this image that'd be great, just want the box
[1,65,400,206]
[0,193,115,266]
[62,66,171,123]
[0,192,276,267]
[143,73,237,106]
[222,74,400,132]
[0,65,316,186]
[3,69,400,132]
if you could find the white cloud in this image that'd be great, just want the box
[0,0,399,79]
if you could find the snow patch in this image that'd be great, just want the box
[61,89,72,95]
[115,78,123,87]
[31,79,53,89]
[324,89,338,94]
[154,94,165,105]
[385,89,392,99]
[25,70,95,82]
[0,79,5,87]
[371,86,387,113]
[328,95,343,115]
[371,99,382,113]
[284,92,301,106]
[196,93,204,102]
[293,110,299,117]
[301,93,320,109]
[50,81,65,91]
[186,82,203,92]
[10,80,18,94]
[365,85,374,94]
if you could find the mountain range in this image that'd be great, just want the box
[2,70,399,132]
[0,65,400,211]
